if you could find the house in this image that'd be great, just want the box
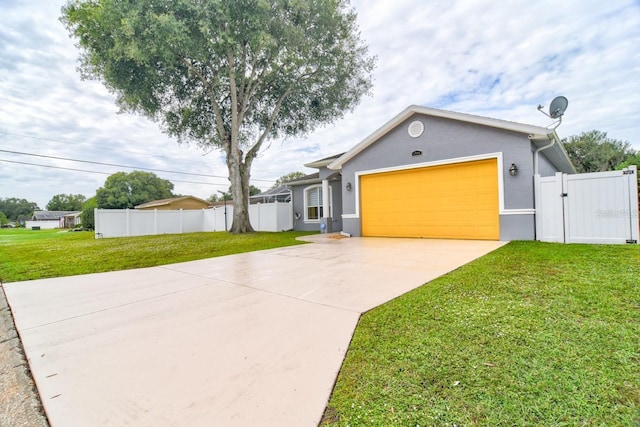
[286,105,575,241]
[62,212,82,229]
[135,196,210,210]
[26,211,81,229]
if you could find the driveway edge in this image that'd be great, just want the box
[0,282,49,427]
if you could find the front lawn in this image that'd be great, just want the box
[0,228,313,283]
[322,241,640,426]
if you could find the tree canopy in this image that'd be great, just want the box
[562,130,636,173]
[0,211,8,226]
[62,0,375,232]
[0,198,39,221]
[80,197,98,230]
[95,171,174,209]
[46,193,87,211]
[271,171,306,189]
[208,185,260,202]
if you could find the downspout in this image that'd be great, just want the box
[531,132,559,242]
[532,133,558,175]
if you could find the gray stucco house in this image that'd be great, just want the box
[286,105,575,240]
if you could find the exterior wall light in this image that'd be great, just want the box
[509,163,518,176]
[346,182,352,191]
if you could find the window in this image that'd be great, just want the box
[304,185,332,221]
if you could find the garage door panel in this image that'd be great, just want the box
[360,159,499,240]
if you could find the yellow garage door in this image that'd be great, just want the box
[361,158,499,240]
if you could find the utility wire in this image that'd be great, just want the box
[0,129,213,168]
[0,148,274,182]
[0,129,277,180]
[0,158,229,187]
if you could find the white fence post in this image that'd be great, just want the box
[126,209,130,237]
[154,209,158,235]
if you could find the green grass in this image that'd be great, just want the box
[0,228,314,283]
[322,241,640,426]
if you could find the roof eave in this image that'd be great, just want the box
[304,155,344,169]
[284,178,322,186]
[530,131,577,174]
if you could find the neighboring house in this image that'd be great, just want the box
[286,105,575,241]
[26,211,81,229]
[135,196,210,210]
[62,212,82,229]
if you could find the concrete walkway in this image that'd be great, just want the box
[4,236,505,427]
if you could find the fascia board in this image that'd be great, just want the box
[285,178,322,186]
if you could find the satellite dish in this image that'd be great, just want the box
[537,96,568,129]
[549,96,568,119]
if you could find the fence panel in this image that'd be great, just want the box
[564,167,638,244]
[534,173,564,243]
[535,165,638,244]
[95,204,292,238]
[129,210,156,236]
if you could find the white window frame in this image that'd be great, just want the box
[303,184,332,222]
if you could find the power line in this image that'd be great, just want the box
[0,158,229,187]
[0,129,278,180]
[0,148,274,182]
[0,129,213,168]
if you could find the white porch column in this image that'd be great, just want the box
[322,179,330,218]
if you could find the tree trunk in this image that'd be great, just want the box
[227,149,255,233]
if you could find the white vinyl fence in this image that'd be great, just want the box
[535,165,639,244]
[95,203,293,238]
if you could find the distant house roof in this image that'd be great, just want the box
[250,185,292,203]
[32,211,79,221]
[250,185,291,198]
[208,199,233,207]
[135,196,210,209]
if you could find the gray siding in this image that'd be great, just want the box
[340,113,540,239]
[537,151,560,177]
[500,214,535,240]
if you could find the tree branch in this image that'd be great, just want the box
[182,58,229,152]
[227,49,241,141]
[245,86,293,165]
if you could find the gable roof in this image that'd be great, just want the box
[328,105,575,173]
[304,152,345,168]
[135,196,209,209]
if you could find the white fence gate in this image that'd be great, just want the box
[535,165,639,244]
[95,202,293,238]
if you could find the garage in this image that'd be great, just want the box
[360,158,500,239]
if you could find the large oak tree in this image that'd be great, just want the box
[95,171,174,209]
[62,0,375,232]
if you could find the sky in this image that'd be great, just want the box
[1,0,639,210]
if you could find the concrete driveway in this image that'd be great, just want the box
[4,236,505,427]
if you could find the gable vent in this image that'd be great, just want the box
[408,120,424,138]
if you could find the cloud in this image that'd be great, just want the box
[0,0,639,209]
